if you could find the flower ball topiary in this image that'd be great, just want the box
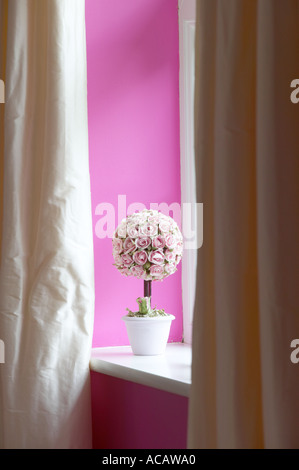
[112,209,183,281]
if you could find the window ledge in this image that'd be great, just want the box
[90,342,192,397]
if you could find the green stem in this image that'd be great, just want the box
[137,297,151,315]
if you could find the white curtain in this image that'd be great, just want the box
[0,0,94,448]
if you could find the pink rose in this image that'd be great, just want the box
[165,249,176,262]
[165,233,176,249]
[133,250,148,266]
[117,223,127,238]
[174,241,183,256]
[113,254,123,266]
[121,254,133,267]
[148,214,160,224]
[149,250,164,265]
[152,235,166,250]
[123,237,137,253]
[165,263,176,274]
[130,265,145,278]
[127,224,139,238]
[135,237,151,249]
[140,223,158,237]
[112,238,123,254]
[158,221,170,233]
[119,267,132,276]
[150,265,164,277]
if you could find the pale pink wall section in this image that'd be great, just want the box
[86,0,182,347]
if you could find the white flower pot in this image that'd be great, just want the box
[122,314,175,356]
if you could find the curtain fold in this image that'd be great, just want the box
[189,0,299,449]
[0,0,94,449]
[0,0,7,253]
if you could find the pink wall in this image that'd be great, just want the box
[86,0,182,347]
[90,371,188,449]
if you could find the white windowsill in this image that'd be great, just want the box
[90,342,192,398]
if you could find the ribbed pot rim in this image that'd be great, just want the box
[122,314,175,322]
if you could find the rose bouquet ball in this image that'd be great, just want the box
[112,209,183,281]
